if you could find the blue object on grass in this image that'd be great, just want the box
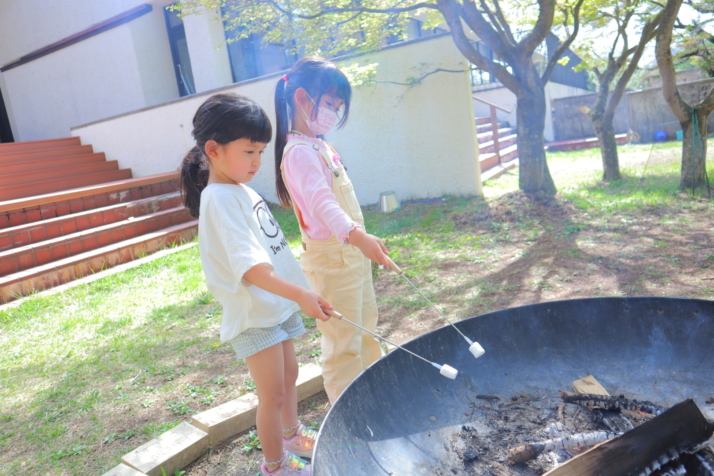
[654,130,667,142]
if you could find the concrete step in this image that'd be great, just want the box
[0,206,191,276]
[546,133,630,152]
[475,116,492,126]
[0,172,180,229]
[477,127,516,144]
[0,220,197,303]
[481,159,519,182]
[0,153,107,176]
[0,192,182,252]
[0,169,133,202]
[479,134,518,155]
[0,137,81,155]
[0,160,119,185]
[0,145,95,164]
[476,121,509,134]
[479,144,519,172]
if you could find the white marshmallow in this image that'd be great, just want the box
[439,364,458,379]
[469,342,485,359]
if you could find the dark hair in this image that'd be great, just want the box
[274,56,352,208]
[180,93,272,218]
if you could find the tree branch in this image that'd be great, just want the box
[520,0,557,55]
[460,0,514,62]
[655,0,691,121]
[491,0,517,44]
[436,0,521,92]
[264,0,437,20]
[479,0,513,47]
[541,0,585,83]
[367,68,466,86]
[605,9,664,118]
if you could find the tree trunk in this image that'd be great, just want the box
[679,108,709,192]
[592,114,622,181]
[516,86,557,196]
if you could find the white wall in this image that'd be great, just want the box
[0,0,178,141]
[472,82,590,141]
[72,35,483,205]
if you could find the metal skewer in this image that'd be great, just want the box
[321,308,458,379]
[385,256,485,359]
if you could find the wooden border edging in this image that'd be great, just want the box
[102,363,326,476]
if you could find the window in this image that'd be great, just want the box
[164,5,195,97]
[222,7,297,83]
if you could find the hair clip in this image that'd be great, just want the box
[282,74,289,82]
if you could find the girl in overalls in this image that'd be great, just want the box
[274,57,391,404]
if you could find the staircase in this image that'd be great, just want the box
[476,116,519,181]
[0,137,197,304]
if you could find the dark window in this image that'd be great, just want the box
[0,88,13,143]
[223,7,297,83]
[164,5,195,96]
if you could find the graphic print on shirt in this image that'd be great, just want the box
[254,200,288,255]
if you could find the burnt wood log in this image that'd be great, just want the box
[507,431,620,464]
[559,391,667,415]
[542,399,713,476]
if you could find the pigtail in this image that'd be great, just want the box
[274,76,292,209]
[180,145,209,218]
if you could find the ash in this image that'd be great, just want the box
[447,394,639,475]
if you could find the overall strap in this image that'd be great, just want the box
[283,139,336,173]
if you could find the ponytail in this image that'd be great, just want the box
[180,146,208,218]
[179,93,272,218]
[274,76,292,209]
[274,57,352,210]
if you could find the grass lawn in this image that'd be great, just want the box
[1,139,713,475]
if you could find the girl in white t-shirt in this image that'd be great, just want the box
[180,93,331,476]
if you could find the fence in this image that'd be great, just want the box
[552,77,714,142]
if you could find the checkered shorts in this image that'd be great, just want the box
[229,312,305,359]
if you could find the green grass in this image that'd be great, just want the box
[2,138,713,474]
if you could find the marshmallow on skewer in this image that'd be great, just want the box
[469,342,485,359]
[439,364,459,379]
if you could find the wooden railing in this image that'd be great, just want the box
[473,96,513,166]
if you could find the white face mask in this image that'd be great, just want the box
[302,95,340,136]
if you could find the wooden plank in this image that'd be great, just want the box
[572,375,610,396]
[542,400,713,476]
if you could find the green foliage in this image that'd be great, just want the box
[242,430,262,453]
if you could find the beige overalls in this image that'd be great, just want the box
[282,139,383,403]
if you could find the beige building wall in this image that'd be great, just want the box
[72,35,483,205]
[0,0,178,141]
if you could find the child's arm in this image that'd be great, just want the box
[243,264,332,321]
[347,227,390,267]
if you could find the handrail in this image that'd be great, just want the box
[472,95,513,114]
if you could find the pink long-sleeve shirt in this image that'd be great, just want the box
[283,134,359,243]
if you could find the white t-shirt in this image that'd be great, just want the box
[198,183,311,342]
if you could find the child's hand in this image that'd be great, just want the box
[348,228,389,266]
[297,289,333,322]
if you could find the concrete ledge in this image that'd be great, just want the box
[192,393,259,445]
[101,464,147,476]
[121,422,208,476]
[296,363,324,402]
[190,363,324,446]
